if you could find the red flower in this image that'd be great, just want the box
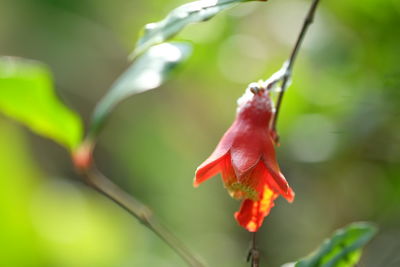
[194,86,294,232]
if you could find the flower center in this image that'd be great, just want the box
[226,182,258,201]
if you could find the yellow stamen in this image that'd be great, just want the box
[226,182,258,201]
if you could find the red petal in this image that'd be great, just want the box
[220,154,237,184]
[230,127,264,177]
[234,185,278,232]
[229,89,274,177]
[261,135,295,202]
[194,124,237,187]
[263,165,295,202]
[194,154,225,187]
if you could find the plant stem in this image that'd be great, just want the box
[271,0,322,132]
[247,232,260,267]
[81,166,205,267]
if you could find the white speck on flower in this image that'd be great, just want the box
[237,85,256,108]
[236,82,273,113]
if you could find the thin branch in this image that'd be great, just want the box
[81,166,205,267]
[247,232,260,267]
[271,0,322,133]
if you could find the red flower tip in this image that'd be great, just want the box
[193,178,200,188]
[194,87,294,232]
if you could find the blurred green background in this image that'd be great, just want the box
[1,0,400,266]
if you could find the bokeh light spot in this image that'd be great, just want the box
[288,114,337,163]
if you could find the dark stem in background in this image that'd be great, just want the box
[247,232,260,267]
[80,166,205,267]
[271,0,322,133]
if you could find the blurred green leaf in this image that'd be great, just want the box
[285,222,377,267]
[132,0,265,57]
[89,42,191,138]
[0,57,83,151]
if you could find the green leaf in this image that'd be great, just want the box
[89,42,191,138]
[285,222,377,267]
[0,57,83,151]
[131,0,265,57]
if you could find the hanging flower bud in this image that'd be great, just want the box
[194,84,294,232]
